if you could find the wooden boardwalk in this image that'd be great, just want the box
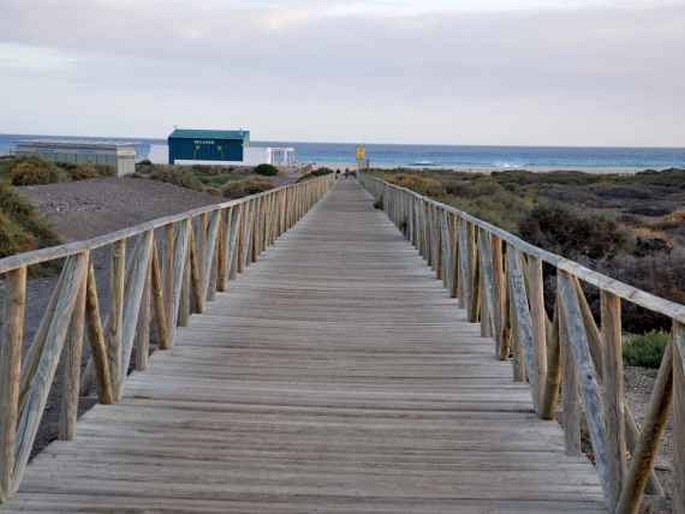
[4,181,606,513]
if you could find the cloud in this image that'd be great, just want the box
[0,1,683,145]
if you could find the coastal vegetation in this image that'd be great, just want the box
[371,167,685,364]
[0,182,60,259]
[1,156,114,185]
[297,167,334,182]
[253,163,279,176]
[135,162,279,197]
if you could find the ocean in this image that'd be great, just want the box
[1,133,684,171]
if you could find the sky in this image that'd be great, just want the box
[0,0,683,146]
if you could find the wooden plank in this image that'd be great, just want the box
[2,181,603,513]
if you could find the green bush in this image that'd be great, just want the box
[253,164,279,176]
[297,167,334,182]
[150,167,205,191]
[9,158,68,185]
[6,157,113,185]
[0,183,60,258]
[221,177,274,199]
[622,331,669,368]
[311,167,333,177]
[63,164,100,181]
[519,203,631,260]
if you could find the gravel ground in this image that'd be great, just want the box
[18,176,222,241]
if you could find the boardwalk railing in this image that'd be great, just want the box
[0,174,334,502]
[360,173,684,514]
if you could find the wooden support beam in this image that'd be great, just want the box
[134,257,151,372]
[84,263,113,404]
[200,211,221,304]
[13,253,88,492]
[170,220,190,336]
[119,232,153,397]
[674,323,685,514]
[616,340,673,514]
[539,303,561,420]
[557,271,610,503]
[59,254,89,440]
[527,256,548,412]
[150,242,169,350]
[506,248,540,405]
[108,239,126,400]
[600,290,626,510]
[0,266,26,501]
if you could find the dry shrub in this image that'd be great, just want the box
[650,209,685,230]
[0,183,60,258]
[150,167,205,191]
[253,164,279,176]
[387,174,446,196]
[9,158,67,185]
[520,203,631,261]
[221,177,274,199]
[64,164,100,181]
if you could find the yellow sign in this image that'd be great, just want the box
[355,145,366,161]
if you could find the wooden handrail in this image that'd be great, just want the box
[360,173,684,514]
[0,174,335,502]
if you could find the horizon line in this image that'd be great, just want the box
[0,131,683,151]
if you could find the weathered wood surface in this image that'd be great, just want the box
[2,181,604,513]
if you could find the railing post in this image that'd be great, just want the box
[108,239,126,400]
[527,256,547,411]
[0,266,26,501]
[59,251,89,440]
[134,257,151,371]
[164,224,175,332]
[674,322,685,514]
[85,263,113,404]
[491,235,507,360]
[600,290,626,510]
[557,271,611,502]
